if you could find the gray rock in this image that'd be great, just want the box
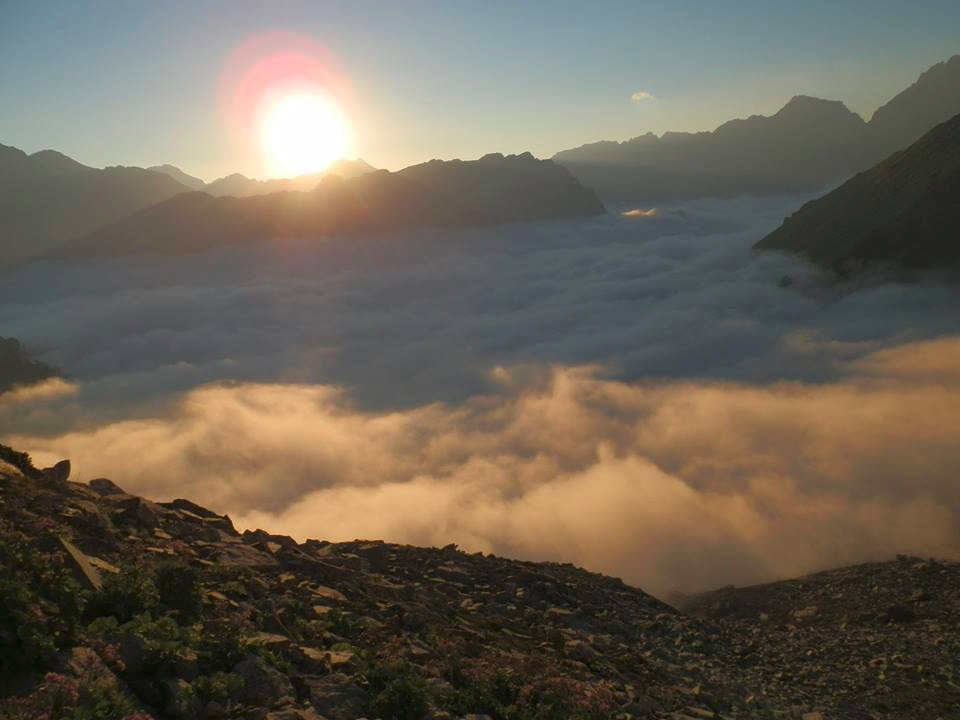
[302,673,369,720]
[162,678,202,720]
[233,655,294,707]
[42,459,71,482]
[58,536,104,590]
[88,477,127,495]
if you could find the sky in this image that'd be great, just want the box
[1,1,959,179]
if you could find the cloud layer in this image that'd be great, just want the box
[4,194,960,595]
[10,339,960,596]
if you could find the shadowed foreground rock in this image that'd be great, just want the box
[0,444,957,719]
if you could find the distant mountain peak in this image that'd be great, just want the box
[868,52,960,154]
[28,149,91,175]
[776,94,857,116]
[147,164,206,190]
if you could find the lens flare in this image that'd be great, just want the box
[221,32,354,178]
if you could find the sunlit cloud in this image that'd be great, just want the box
[0,378,77,408]
[11,340,960,597]
[631,90,655,103]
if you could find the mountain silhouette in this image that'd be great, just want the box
[869,55,960,157]
[0,144,192,264]
[48,153,605,260]
[756,112,960,273]
[147,164,206,190]
[149,159,377,197]
[554,55,960,201]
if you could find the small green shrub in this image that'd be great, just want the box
[85,566,159,623]
[193,671,244,706]
[196,615,254,671]
[154,562,201,622]
[0,523,85,685]
[367,661,430,720]
[114,614,197,675]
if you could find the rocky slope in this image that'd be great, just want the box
[554,54,960,202]
[679,558,960,719]
[755,112,960,274]
[1,444,957,720]
[47,153,605,261]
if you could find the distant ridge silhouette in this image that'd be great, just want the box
[46,153,605,260]
[0,144,192,264]
[147,164,206,190]
[149,159,377,197]
[756,112,960,273]
[554,54,960,201]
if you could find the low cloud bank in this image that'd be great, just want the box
[4,195,960,595]
[3,194,959,427]
[11,337,960,596]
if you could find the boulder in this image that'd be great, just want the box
[162,677,202,719]
[232,655,294,707]
[89,477,127,496]
[58,536,104,590]
[302,673,369,720]
[42,459,71,482]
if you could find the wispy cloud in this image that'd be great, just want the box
[631,90,655,103]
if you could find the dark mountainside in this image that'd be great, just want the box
[46,153,605,261]
[0,144,193,264]
[755,112,960,273]
[0,338,56,393]
[553,55,960,202]
[1,445,957,720]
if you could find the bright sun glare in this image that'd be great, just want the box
[261,93,350,177]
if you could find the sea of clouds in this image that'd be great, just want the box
[3,194,960,595]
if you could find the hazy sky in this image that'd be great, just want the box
[2,0,958,179]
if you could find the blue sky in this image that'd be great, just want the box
[1,1,958,179]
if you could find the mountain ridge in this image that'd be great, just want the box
[0,145,194,264]
[43,153,606,261]
[553,54,960,201]
[149,159,378,198]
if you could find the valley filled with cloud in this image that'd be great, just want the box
[5,195,960,595]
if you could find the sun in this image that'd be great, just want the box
[260,93,351,177]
